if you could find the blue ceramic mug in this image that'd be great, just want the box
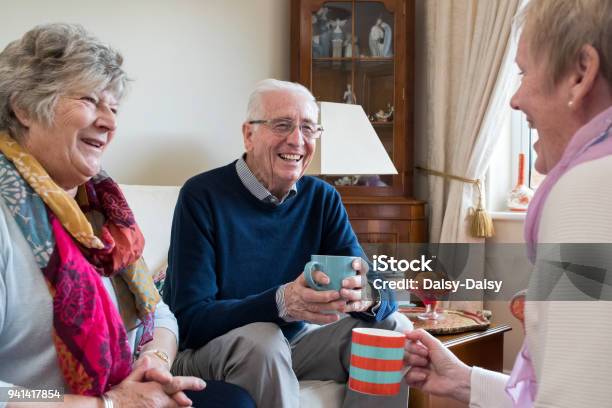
[303,255,360,291]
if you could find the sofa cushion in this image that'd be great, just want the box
[119,184,180,275]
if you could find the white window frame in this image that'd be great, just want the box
[486,60,523,215]
[486,109,534,214]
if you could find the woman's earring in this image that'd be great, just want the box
[568,100,574,108]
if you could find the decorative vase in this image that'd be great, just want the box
[507,153,534,211]
[332,38,343,58]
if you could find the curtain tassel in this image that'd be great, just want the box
[416,167,494,238]
[469,181,494,238]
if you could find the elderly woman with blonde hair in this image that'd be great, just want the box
[403,1,612,407]
[0,24,254,407]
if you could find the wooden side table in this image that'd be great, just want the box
[408,324,512,408]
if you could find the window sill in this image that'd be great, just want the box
[489,211,526,221]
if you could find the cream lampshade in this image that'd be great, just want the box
[306,101,398,176]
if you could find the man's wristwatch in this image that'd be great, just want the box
[362,282,382,316]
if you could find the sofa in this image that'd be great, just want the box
[120,184,345,408]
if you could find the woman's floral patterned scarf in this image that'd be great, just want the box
[0,132,160,395]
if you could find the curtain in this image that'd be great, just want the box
[414,0,520,310]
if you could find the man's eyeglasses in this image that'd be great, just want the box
[248,118,323,140]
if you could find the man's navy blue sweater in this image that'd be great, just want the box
[163,161,397,350]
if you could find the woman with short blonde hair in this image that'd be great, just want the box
[403,1,612,407]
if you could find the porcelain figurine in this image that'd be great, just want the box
[342,84,357,104]
[330,18,346,58]
[369,18,393,57]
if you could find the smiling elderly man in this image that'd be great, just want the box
[163,79,412,407]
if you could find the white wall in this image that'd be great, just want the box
[0,0,290,185]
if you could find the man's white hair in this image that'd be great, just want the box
[245,78,318,121]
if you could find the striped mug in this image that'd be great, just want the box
[348,328,407,396]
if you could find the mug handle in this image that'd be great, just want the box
[303,261,324,290]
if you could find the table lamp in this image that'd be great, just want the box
[306,102,397,176]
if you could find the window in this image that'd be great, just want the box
[526,127,544,189]
[512,109,544,189]
[485,0,544,214]
[487,65,545,213]
[487,109,540,213]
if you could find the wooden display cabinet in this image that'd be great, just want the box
[291,0,427,246]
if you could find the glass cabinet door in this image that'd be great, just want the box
[310,1,397,189]
[292,0,426,243]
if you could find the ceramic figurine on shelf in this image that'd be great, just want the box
[507,153,534,211]
[374,104,394,121]
[330,18,347,38]
[334,176,359,186]
[313,7,331,57]
[343,33,355,58]
[381,20,393,57]
[312,34,323,58]
[369,18,393,57]
[356,175,388,187]
[312,14,323,57]
[374,109,390,121]
[330,18,346,58]
[386,104,394,119]
[369,18,384,56]
[342,84,357,104]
